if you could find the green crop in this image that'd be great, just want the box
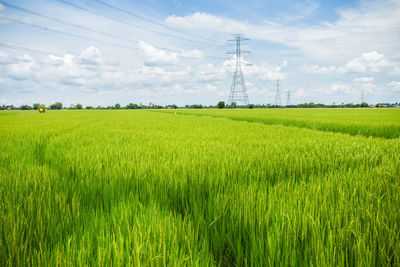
[0,109,399,266]
[165,108,400,138]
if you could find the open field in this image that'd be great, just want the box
[0,109,399,266]
[165,108,400,139]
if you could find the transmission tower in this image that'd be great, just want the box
[274,79,282,106]
[227,34,249,105]
[286,90,291,106]
[361,90,365,103]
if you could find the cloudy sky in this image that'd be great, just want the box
[0,0,399,106]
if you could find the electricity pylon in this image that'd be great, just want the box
[274,79,282,106]
[227,34,249,105]
[286,89,291,106]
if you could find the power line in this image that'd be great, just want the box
[0,53,124,72]
[1,1,227,60]
[0,15,138,51]
[0,1,221,60]
[0,1,139,46]
[54,0,212,45]
[0,42,54,55]
[91,0,217,44]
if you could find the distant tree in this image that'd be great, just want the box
[189,104,203,109]
[114,103,121,109]
[126,103,139,109]
[38,104,46,113]
[76,103,83,109]
[20,105,33,110]
[248,104,255,109]
[86,106,94,109]
[361,102,368,108]
[49,102,63,110]
[33,103,40,110]
[217,101,225,109]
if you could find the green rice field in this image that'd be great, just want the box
[166,108,400,139]
[0,109,399,266]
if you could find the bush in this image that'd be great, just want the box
[38,105,46,113]
[49,102,63,110]
[217,101,225,109]
[20,105,33,110]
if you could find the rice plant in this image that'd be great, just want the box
[0,109,399,266]
[166,108,400,138]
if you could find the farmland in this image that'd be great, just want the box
[166,108,400,139]
[0,109,399,266]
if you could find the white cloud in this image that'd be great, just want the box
[281,0,320,22]
[390,66,400,76]
[388,81,400,91]
[304,51,390,74]
[165,12,245,33]
[0,3,4,11]
[6,55,36,81]
[327,82,351,94]
[354,77,374,82]
[44,55,68,66]
[180,49,203,59]
[0,55,17,65]
[0,45,233,106]
[294,88,305,97]
[1,0,399,106]
[78,47,103,65]
[360,82,377,92]
[302,64,337,74]
[165,1,400,63]
[138,41,178,66]
[339,51,389,73]
[229,59,287,81]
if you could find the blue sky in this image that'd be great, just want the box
[0,0,399,106]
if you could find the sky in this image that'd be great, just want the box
[0,0,399,106]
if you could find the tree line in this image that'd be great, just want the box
[0,101,398,110]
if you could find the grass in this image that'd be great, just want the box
[164,108,400,138]
[0,109,399,266]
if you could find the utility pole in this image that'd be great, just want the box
[274,79,282,106]
[227,34,249,105]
